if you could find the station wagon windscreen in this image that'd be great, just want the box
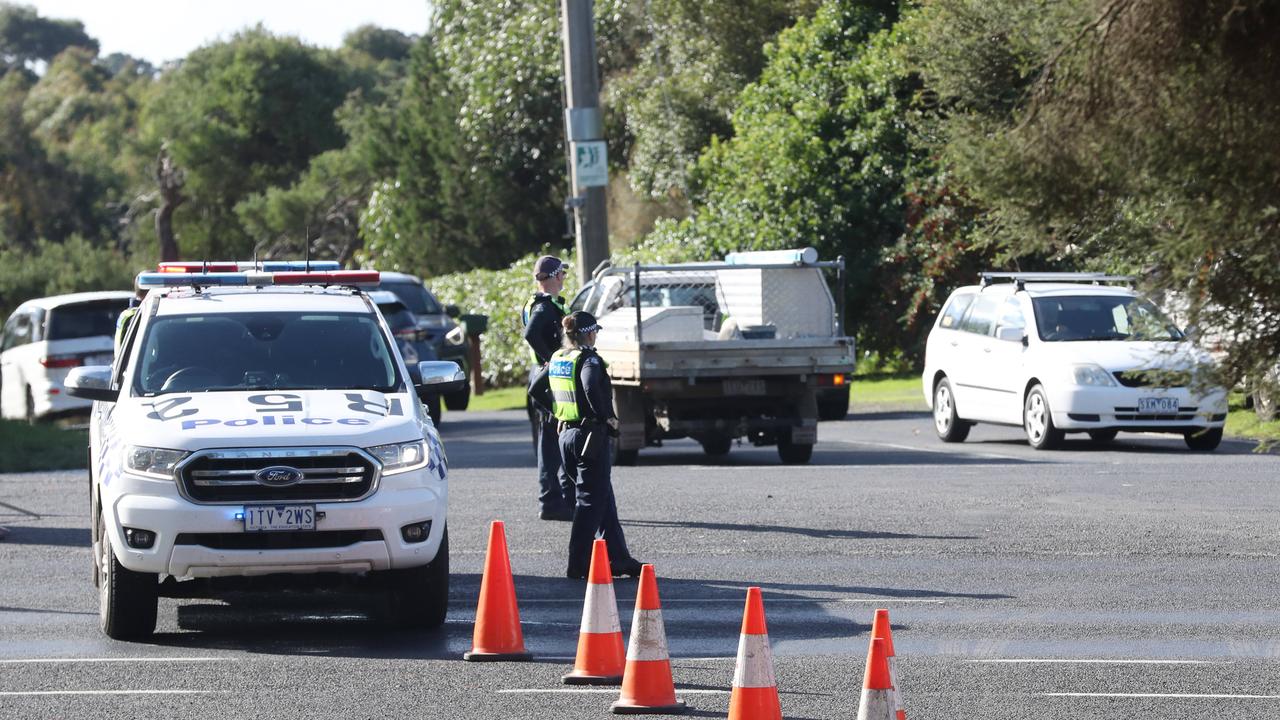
[1032,296,1184,342]
[135,312,399,394]
[47,300,129,341]
[383,281,442,316]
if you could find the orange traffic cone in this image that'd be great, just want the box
[727,587,781,720]
[463,520,532,661]
[611,565,686,715]
[870,609,906,720]
[856,637,894,720]
[563,539,626,684]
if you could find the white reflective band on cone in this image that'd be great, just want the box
[580,583,622,634]
[625,609,670,662]
[888,655,905,714]
[856,688,894,720]
[731,633,776,688]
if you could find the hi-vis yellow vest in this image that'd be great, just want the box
[548,349,585,422]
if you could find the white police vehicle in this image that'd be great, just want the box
[923,272,1228,451]
[66,262,464,639]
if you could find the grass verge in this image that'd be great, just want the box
[849,374,925,411]
[0,420,88,473]
[464,385,528,412]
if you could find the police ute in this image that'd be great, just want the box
[65,262,464,639]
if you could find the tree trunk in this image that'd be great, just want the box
[154,146,186,262]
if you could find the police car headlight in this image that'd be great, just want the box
[368,440,428,475]
[124,445,189,480]
[444,326,466,346]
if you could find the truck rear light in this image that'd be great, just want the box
[817,373,847,387]
[40,355,83,369]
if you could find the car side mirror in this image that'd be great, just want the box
[444,304,461,318]
[64,366,118,402]
[996,326,1026,344]
[410,360,466,398]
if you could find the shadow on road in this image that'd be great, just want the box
[0,526,89,547]
[140,570,1006,661]
[622,518,977,541]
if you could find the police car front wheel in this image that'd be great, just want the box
[384,527,449,630]
[97,513,158,640]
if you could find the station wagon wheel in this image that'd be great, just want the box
[1023,384,1064,450]
[933,378,970,443]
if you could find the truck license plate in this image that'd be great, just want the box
[723,379,766,396]
[243,505,315,532]
[1138,397,1179,414]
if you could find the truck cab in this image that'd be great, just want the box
[67,265,464,639]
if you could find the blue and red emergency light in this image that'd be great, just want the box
[157,261,342,273]
[138,261,378,289]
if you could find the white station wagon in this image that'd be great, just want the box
[923,273,1228,451]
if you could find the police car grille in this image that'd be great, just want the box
[179,448,378,503]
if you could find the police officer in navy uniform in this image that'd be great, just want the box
[551,311,643,579]
[523,255,576,521]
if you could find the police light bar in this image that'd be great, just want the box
[158,261,342,273]
[137,269,380,289]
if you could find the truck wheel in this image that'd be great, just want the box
[1023,384,1064,450]
[387,527,449,630]
[1185,427,1223,452]
[933,378,970,443]
[817,389,850,421]
[97,516,157,640]
[443,386,470,411]
[613,445,639,466]
[777,433,813,465]
[699,434,732,457]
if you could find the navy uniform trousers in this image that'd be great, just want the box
[559,425,631,574]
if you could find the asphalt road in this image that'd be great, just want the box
[2,408,1279,719]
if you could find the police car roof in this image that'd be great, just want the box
[152,287,372,316]
[18,290,133,311]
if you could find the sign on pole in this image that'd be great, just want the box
[573,140,608,188]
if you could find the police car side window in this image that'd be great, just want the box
[959,294,1001,336]
[938,293,974,330]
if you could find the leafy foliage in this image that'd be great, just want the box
[0,3,97,70]
[0,235,135,319]
[429,249,579,387]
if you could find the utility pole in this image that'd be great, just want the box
[561,0,610,287]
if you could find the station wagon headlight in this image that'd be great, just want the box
[444,326,466,346]
[368,440,428,474]
[1070,364,1117,387]
[124,445,188,480]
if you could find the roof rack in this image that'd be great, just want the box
[980,272,1134,290]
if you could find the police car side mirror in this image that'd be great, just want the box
[411,361,466,397]
[65,366,118,402]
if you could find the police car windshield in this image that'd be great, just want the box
[381,281,442,316]
[134,312,400,395]
[1032,295,1184,342]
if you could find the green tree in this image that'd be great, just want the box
[910,0,1280,383]
[0,3,97,71]
[138,27,354,260]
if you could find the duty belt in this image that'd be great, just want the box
[561,419,605,429]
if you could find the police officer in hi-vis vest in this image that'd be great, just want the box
[523,255,577,521]
[551,311,643,579]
